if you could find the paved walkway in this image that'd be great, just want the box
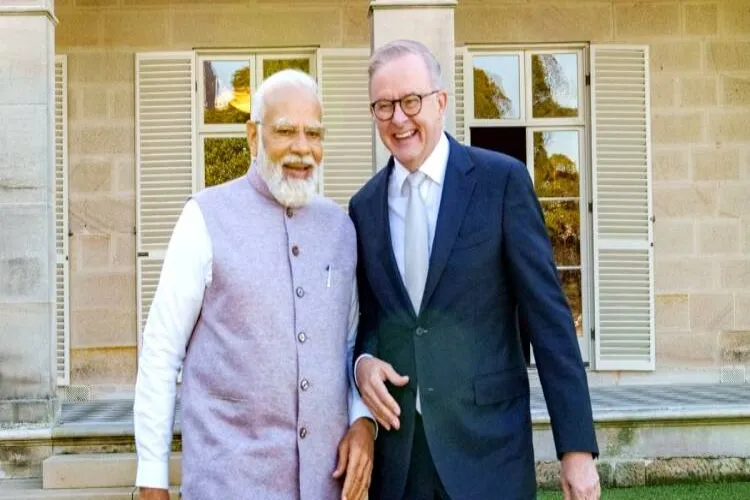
[54,383,750,436]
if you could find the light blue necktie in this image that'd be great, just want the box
[404,171,429,413]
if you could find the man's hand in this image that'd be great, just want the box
[138,487,170,500]
[355,356,409,431]
[560,452,600,500]
[332,417,376,500]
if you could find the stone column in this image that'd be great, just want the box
[369,0,457,168]
[0,0,59,424]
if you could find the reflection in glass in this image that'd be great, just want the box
[472,55,520,119]
[204,137,250,187]
[263,58,311,79]
[203,60,251,124]
[532,53,578,118]
[533,130,579,198]
[541,201,580,266]
[559,269,583,337]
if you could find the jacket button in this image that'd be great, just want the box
[300,379,310,391]
[296,287,304,298]
[299,427,308,439]
[415,327,428,336]
[292,245,300,256]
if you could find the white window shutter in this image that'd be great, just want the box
[316,48,374,208]
[454,47,466,144]
[135,53,195,350]
[55,55,70,386]
[590,45,655,371]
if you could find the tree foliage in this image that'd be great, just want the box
[473,67,512,119]
[531,55,577,118]
[204,138,250,187]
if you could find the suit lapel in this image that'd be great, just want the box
[421,136,476,312]
[368,160,417,322]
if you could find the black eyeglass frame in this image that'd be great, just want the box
[369,90,440,121]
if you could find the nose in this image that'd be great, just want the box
[391,102,409,125]
[290,129,311,155]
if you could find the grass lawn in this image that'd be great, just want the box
[538,482,750,499]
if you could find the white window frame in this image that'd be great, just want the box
[525,126,591,362]
[464,49,526,128]
[523,48,587,128]
[464,43,593,364]
[195,50,317,191]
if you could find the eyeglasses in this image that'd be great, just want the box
[370,90,439,121]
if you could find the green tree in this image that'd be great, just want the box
[473,67,512,119]
[204,138,251,187]
[532,55,577,118]
[533,132,580,267]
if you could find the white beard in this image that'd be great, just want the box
[254,131,320,208]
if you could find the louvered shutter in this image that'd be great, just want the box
[591,45,655,371]
[454,48,466,144]
[317,48,374,208]
[54,55,70,386]
[135,53,195,349]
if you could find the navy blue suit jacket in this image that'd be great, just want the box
[348,134,598,500]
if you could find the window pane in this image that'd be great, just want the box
[532,53,578,118]
[203,60,251,124]
[559,269,583,337]
[472,55,520,119]
[541,200,581,266]
[204,137,250,187]
[263,58,311,79]
[533,130,579,198]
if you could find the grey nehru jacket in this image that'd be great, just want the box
[180,166,357,500]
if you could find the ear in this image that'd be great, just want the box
[246,120,259,158]
[436,89,449,115]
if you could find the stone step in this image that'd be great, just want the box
[42,453,182,490]
[0,479,179,499]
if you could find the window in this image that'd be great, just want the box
[464,46,591,363]
[196,52,315,189]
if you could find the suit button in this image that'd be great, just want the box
[291,245,300,256]
[298,331,306,343]
[415,327,428,336]
[300,379,310,391]
[296,287,304,298]
[299,427,308,439]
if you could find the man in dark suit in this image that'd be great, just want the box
[349,39,600,500]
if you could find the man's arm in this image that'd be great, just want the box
[501,161,600,498]
[348,201,408,432]
[501,160,598,456]
[133,199,211,491]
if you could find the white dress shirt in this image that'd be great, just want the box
[133,198,373,490]
[388,132,449,280]
[354,132,450,384]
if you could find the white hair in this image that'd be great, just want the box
[368,39,443,91]
[250,68,320,123]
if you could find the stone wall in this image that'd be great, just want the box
[54,0,750,392]
[456,0,750,382]
[55,0,370,394]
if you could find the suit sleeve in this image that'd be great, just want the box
[348,201,379,365]
[501,160,599,459]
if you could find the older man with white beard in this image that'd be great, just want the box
[134,69,376,500]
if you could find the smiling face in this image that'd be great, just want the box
[369,53,447,172]
[246,85,324,207]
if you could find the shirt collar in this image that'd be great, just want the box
[393,132,449,193]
